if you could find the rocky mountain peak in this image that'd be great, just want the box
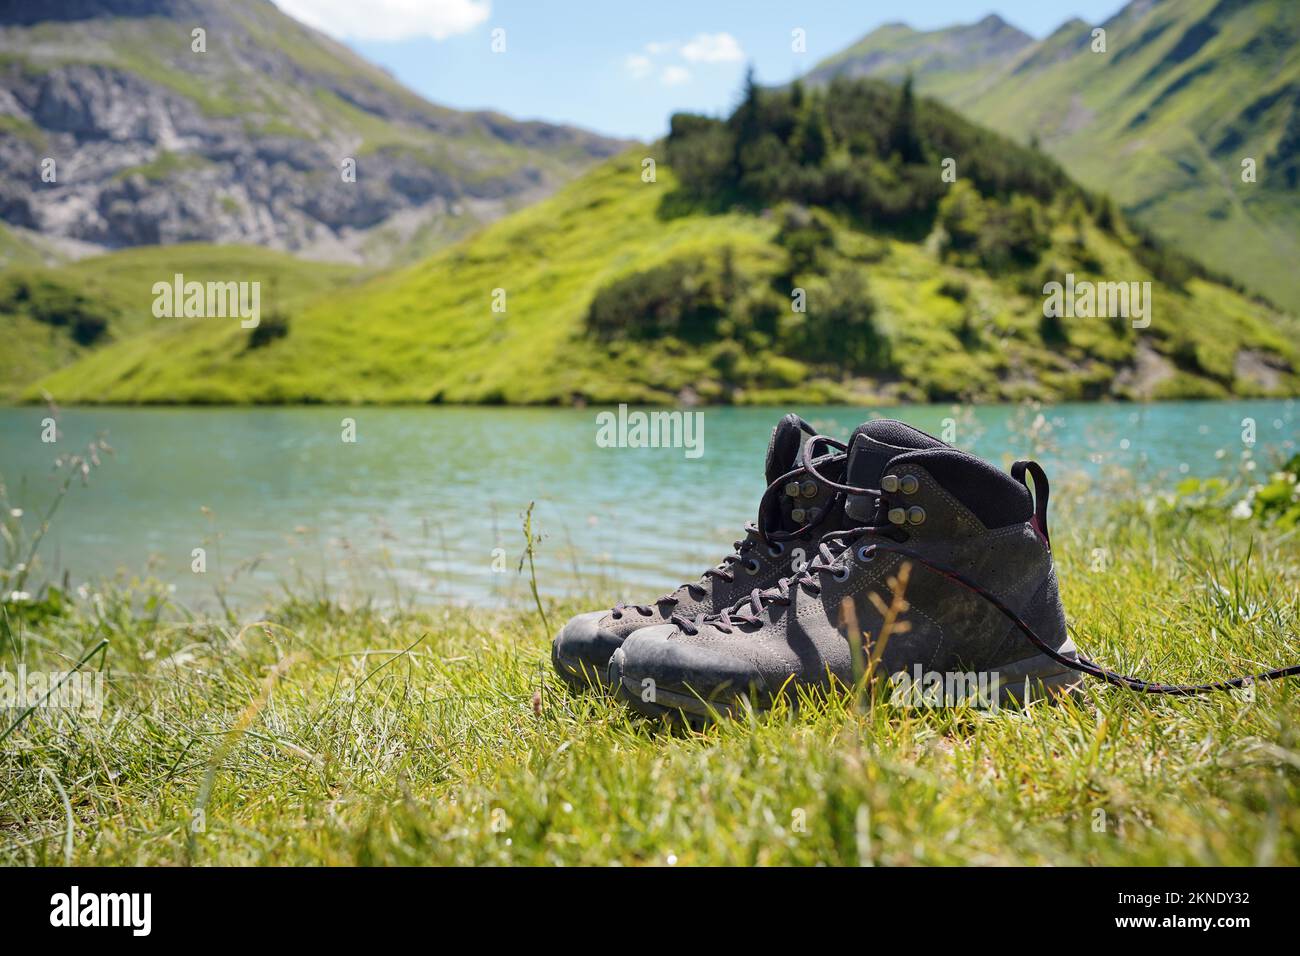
[0,0,626,265]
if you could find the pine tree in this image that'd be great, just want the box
[730,65,763,181]
[889,74,924,164]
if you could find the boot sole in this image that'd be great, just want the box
[993,651,1086,706]
[609,647,1085,722]
[552,641,614,694]
[609,647,770,724]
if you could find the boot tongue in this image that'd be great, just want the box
[764,413,817,484]
[843,420,948,523]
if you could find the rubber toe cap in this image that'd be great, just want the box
[617,625,768,696]
[552,610,623,679]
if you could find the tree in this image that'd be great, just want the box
[730,66,763,180]
[888,74,924,164]
[792,92,832,166]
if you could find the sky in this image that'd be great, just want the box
[270,0,1129,141]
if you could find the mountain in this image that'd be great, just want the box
[805,14,1034,101]
[807,0,1300,312]
[21,77,1297,405]
[0,0,626,266]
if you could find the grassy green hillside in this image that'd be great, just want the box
[0,222,47,269]
[1,246,363,398]
[26,148,1296,405]
[808,0,1300,312]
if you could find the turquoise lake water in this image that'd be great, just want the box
[0,402,1295,611]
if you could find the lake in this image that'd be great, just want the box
[1,401,1295,611]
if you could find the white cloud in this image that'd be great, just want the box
[660,65,692,86]
[624,32,742,85]
[271,0,490,42]
[624,53,653,80]
[680,32,744,63]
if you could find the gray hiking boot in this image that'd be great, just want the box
[609,423,1081,720]
[551,415,915,691]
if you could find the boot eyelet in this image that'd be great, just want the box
[767,542,784,557]
[899,475,920,495]
[856,545,876,563]
[800,480,818,498]
[832,565,850,582]
[907,506,926,525]
[784,481,801,497]
[791,508,807,523]
[881,475,900,493]
[744,558,761,575]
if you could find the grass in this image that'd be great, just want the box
[825,0,1300,312]
[0,245,367,399]
[18,152,1299,406]
[0,223,48,270]
[112,151,211,183]
[2,465,1298,865]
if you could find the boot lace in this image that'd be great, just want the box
[671,527,886,635]
[611,523,763,619]
[610,435,851,621]
[672,441,888,635]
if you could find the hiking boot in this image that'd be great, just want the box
[609,424,1081,720]
[551,415,937,691]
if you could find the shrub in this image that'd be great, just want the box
[1130,226,1195,290]
[982,195,1051,269]
[937,181,986,253]
[782,267,889,371]
[774,204,836,276]
[665,113,733,200]
[1039,307,1069,347]
[0,271,113,346]
[585,254,734,342]
[710,339,744,379]
[939,186,1050,271]
[71,312,109,346]
[937,278,970,302]
[248,310,290,349]
[1250,455,1300,528]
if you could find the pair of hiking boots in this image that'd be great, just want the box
[552,414,1082,720]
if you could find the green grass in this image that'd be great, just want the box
[0,223,49,270]
[816,0,1300,312]
[113,151,211,183]
[2,470,1298,865]
[20,152,1299,406]
[0,245,366,400]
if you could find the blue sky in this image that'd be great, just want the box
[272,1,1129,140]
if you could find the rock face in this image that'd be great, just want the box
[0,0,627,263]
